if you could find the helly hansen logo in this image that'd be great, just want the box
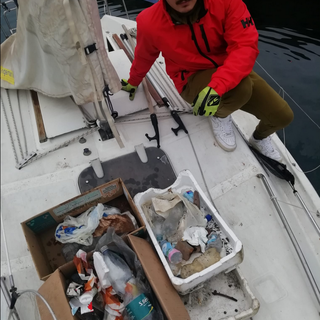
[241,17,254,29]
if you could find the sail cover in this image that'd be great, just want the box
[0,0,121,105]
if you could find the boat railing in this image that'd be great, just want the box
[1,0,132,43]
[1,0,17,39]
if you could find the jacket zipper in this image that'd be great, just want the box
[199,24,210,52]
[188,22,218,68]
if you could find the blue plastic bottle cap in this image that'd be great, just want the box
[205,214,212,221]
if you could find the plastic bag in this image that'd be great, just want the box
[144,192,207,243]
[55,204,105,245]
[94,228,164,320]
[102,205,121,217]
[93,212,137,237]
[182,227,208,252]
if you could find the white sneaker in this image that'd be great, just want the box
[210,115,236,151]
[249,134,282,161]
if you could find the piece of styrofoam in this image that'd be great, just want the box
[134,170,243,295]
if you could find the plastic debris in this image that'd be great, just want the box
[124,278,155,320]
[183,190,194,203]
[160,240,183,264]
[93,212,136,237]
[67,228,163,320]
[151,194,182,219]
[180,248,221,279]
[103,286,124,319]
[175,241,195,261]
[79,287,98,304]
[182,227,208,253]
[55,204,105,245]
[206,232,223,252]
[73,250,93,281]
[100,246,133,295]
[66,282,84,298]
[93,252,112,289]
[193,190,200,209]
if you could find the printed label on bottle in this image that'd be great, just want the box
[168,248,180,262]
[161,241,173,257]
[126,294,154,320]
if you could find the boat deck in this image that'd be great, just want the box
[1,15,320,320]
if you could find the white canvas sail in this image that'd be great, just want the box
[0,0,121,106]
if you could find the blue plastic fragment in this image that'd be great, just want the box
[183,190,194,202]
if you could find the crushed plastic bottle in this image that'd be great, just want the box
[183,190,194,203]
[79,287,98,304]
[93,252,111,289]
[162,202,184,238]
[160,240,183,264]
[152,215,165,242]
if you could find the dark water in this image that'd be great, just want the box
[1,0,319,195]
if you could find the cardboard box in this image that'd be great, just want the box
[37,235,191,320]
[22,178,146,280]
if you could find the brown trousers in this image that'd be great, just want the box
[181,69,294,139]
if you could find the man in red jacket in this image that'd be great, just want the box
[121,0,293,161]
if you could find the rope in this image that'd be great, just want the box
[277,87,320,174]
[256,60,320,130]
[6,89,24,158]
[256,60,320,174]
[187,132,217,207]
[16,90,28,156]
[1,96,19,164]
[278,199,319,213]
[20,127,99,168]
[17,290,57,320]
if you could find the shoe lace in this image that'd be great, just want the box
[261,136,275,153]
[220,116,233,135]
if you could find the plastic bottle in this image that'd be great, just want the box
[206,232,223,252]
[79,287,98,304]
[160,240,183,264]
[93,252,111,289]
[183,190,194,203]
[152,215,165,242]
[101,246,133,295]
[124,278,155,320]
[162,203,184,238]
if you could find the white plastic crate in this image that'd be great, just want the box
[134,170,244,295]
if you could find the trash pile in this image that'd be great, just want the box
[55,203,138,262]
[65,228,163,320]
[142,190,233,278]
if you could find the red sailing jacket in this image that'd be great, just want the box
[128,0,259,97]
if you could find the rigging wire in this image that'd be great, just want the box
[255,60,320,174]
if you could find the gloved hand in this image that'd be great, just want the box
[192,86,221,116]
[121,79,137,101]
